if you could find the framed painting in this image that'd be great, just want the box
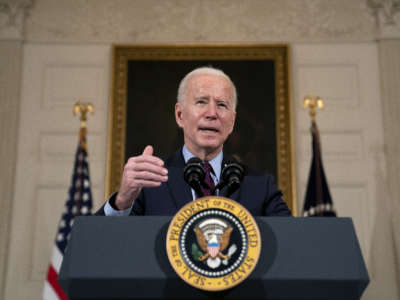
[106,44,296,214]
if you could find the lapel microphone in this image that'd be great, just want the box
[183,157,205,197]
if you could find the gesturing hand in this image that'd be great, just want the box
[115,145,168,210]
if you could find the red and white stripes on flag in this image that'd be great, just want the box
[43,128,93,300]
[43,246,67,300]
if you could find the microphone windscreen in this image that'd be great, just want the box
[183,157,205,196]
[221,158,244,184]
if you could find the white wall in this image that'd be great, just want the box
[292,43,383,261]
[3,44,110,299]
[1,0,399,299]
[4,41,394,300]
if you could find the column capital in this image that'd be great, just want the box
[0,0,33,40]
[367,0,400,39]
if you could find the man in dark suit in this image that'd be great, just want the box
[97,67,291,217]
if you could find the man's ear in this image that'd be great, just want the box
[175,102,184,128]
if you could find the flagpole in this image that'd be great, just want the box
[73,100,94,152]
[43,101,95,300]
[303,95,324,216]
[302,94,336,217]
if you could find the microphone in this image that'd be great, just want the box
[183,157,205,197]
[219,158,244,197]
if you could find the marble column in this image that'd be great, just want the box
[365,0,400,298]
[0,0,32,298]
[377,39,400,295]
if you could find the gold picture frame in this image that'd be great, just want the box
[106,44,296,214]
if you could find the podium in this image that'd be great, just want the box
[59,217,369,299]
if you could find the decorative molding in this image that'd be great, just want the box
[378,41,400,208]
[22,1,376,43]
[38,131,103,163]
[297,64,360,108]
[299,130,364,162]
[0,0,33,40]
[366,0,400,38]
[42,64,105,110]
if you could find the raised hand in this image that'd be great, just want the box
[114,145,168,210]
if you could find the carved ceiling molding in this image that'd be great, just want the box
[367,0,400,38]
[0,0,33,40]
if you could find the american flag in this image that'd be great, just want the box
[43,128,93,300]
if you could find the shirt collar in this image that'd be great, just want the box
[182,145,222,180]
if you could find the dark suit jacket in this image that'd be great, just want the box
[97,149,291,217]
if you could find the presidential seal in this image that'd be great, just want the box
[166,196,261,291]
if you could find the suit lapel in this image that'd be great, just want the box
[166,150,193,210]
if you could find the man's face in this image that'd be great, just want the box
[175,74,236,159]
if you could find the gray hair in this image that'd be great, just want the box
[177,67,238,111]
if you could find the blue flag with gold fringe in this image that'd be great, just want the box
[303,122,336,217]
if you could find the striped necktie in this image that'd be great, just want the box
[200,161,215,196]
